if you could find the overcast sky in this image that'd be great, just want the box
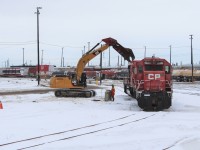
[0,0,200,67]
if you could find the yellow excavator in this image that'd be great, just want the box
[50,37,135,97]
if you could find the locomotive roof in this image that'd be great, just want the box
[129,57,171,66]
[130,57,167,62]
[143,57,165,61]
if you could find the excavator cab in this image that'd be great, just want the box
[80,73,87,87]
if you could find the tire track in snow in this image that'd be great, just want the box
[0,113,135,148]
[0,113,156,150]
[163,137,188,150]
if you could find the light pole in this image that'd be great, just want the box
[61,47,64,67]
[169,45,172,65]
[22,48,24,66]
[100,47,102,85]
[41,50,44,65]
[189,35,194,82]
[87,42,90,66]
[63,57,64,67]
[108,46,110,66]
[35,7,42,85]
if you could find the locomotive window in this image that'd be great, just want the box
[155,65,163,71]
[138,66,143,73]
[145,65,152,71]
[165,66,170,74]
[145,65,163,71]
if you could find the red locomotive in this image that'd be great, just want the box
[123,56,173,111]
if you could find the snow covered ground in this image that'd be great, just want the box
[0,78,200,150]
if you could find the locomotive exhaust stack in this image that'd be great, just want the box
[123,57,173,111]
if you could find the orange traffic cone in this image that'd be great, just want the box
[0,101,3,109]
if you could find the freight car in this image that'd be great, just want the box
[123,57,172,111]
[172,69,200,82]
[0,68,29,77]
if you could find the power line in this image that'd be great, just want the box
[0,40,194,50]
[0,42,36,46]
[0,40,36,43]
[171,46,190,48]
[132,46,190,50]
[40,41,83,48]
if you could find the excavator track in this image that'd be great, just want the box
[54,89,96,98]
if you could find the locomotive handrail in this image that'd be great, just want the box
[136,80,144,91]
[165,80,172,88]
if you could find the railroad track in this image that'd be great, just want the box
[0,113,155,150]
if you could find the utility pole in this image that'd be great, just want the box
[61,47,64,67]
[108,46,110,66]
[7,59,9,67]
[100,47,102,85]
[121,56,122,66]
[87,42,90,66]
[118,55,119,66]
[63,57,64,67]
[169,45,172,65]
[22,48,24,66]
[35,7,42,85]
[144,46,146,58]
[189,35,194,82]
[41,50,44,65]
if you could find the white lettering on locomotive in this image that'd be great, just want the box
[148,74,160,80]
[155,74,160,79]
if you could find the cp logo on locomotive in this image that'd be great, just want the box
[148,74,160,80]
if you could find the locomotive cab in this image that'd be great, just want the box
[124,57,172,111]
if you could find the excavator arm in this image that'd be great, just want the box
[76,37,135,82]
